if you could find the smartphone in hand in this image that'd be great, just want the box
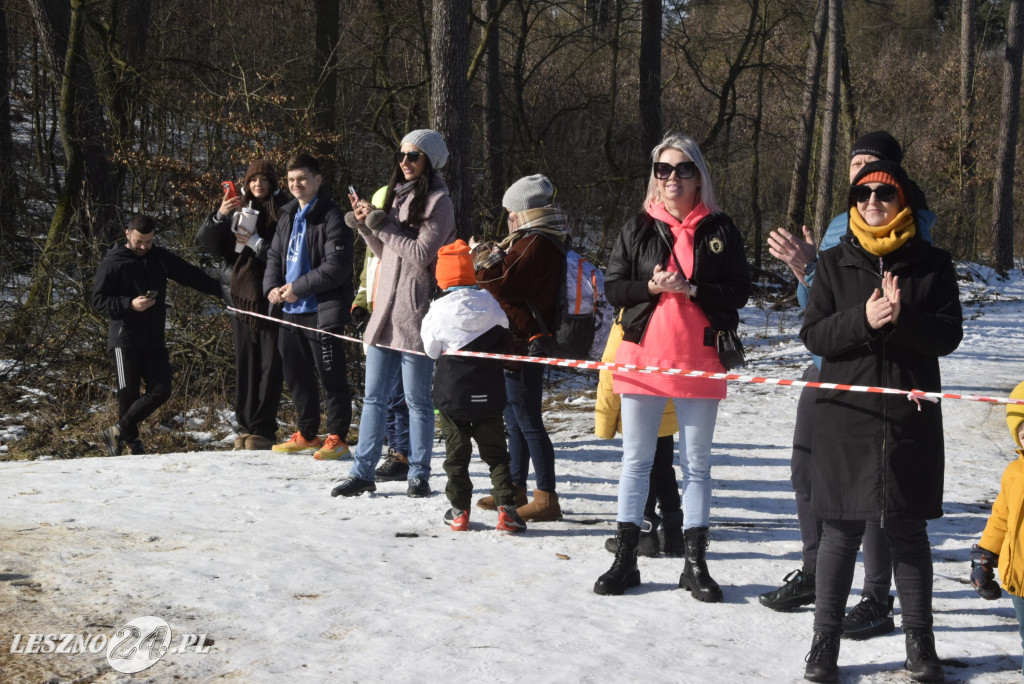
[143,290,158,299]
[222,181,237,200]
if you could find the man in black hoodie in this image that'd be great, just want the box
[92,214,221,456]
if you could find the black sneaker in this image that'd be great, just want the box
[407,478,431,498]
[375,450,410,482]
[330,476,377,497]
[842,595,895,640]
[129,439,145,455]
[759,569,816,612]
[101,425,123,457]
[803,631,840,683]
[905,629,945,682]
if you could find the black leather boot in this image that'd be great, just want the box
[803,631,840,682]
[661,509,684,557]
[905,629,945,682]
[605,515,660,557]
[678,526,723,602]
[594,522,642,595]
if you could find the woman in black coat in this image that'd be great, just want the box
[799,160,962,683]
[198,159,288,451]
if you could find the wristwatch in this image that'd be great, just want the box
[803,258,817,279]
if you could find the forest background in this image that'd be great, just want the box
[1,0,1023,459]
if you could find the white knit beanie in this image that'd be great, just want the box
[400,129,449,170]
[502,174,554,212]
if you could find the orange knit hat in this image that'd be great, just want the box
[436,239,476,290]
[856,170,907,207]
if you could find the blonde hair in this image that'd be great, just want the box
[643,133,720,213]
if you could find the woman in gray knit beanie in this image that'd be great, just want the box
[332,129,456,499]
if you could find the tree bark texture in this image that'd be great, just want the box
[27,0,118,240]
[638,0,662,159]
[430,0,473,238]
[812,0,844,240]
[0,4,17,245]
[959,0,978,257]
[482,0,505,219]
[993,0,1023,272]
[785,0,828,233]
[314,0,340,178]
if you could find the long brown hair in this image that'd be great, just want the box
[382,157,436,228]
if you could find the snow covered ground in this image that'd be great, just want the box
[2,264,1024,683]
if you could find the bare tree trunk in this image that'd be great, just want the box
[314,0,340,181]
[993,0,1023,272]
[750,2,767,270]
[431,0,473,238]
[27,0,118,241]
[638,0,662,159]
[959,0,978,259]
[0,4,17,246]
[785,0,828,233]
[482,0,505,221]
[812,0,844,241]
[25,0,88,311]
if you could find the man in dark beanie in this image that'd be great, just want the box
[93,214,222,456]
[760,132,937,641]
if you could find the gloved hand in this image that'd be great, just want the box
[351,306,370,334]
[970,544,1002,600]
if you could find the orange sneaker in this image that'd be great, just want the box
[272,432,322,453]
[314,434,351,460]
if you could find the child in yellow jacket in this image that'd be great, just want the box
[971,380,1024,672]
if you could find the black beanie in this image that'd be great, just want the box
[850,131,903,165]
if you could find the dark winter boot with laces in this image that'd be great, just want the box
[803,631,840,683]
[905,629,945,682]
[759,569,815,611]
[661,509,685,557]
[594,522,641,596]
[678,526,723,603]
[842,594,895,639]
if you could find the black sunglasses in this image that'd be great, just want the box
[394,150,423,164]
[850,184,899,204]
[653,161,698,180]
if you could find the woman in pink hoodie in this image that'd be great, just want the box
[594,133,750,598]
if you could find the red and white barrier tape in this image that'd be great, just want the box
[229,307,1024,406]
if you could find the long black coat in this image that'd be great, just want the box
[800,232,963,521]
[605,211,751,343]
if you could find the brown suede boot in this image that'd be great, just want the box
[517,489,562,521]
[476,484,527,511]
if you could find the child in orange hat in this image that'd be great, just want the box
[420,240,526,532]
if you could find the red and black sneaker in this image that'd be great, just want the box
[496,505,527,533]
[444,508,470,531]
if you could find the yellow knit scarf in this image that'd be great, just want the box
[849,206,916,256]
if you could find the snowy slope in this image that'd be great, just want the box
[2,265,1024,683]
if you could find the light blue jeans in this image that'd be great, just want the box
[1012,594,1024,675]
[350,346,435,482]
[618,393,719,528]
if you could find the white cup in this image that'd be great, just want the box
[234,207,259,252]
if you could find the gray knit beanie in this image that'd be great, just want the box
[401,129,449,170]
[502,174,554,212]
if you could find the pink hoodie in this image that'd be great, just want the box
[612,202,726,399]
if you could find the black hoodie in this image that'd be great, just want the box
[92,242,221,350]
